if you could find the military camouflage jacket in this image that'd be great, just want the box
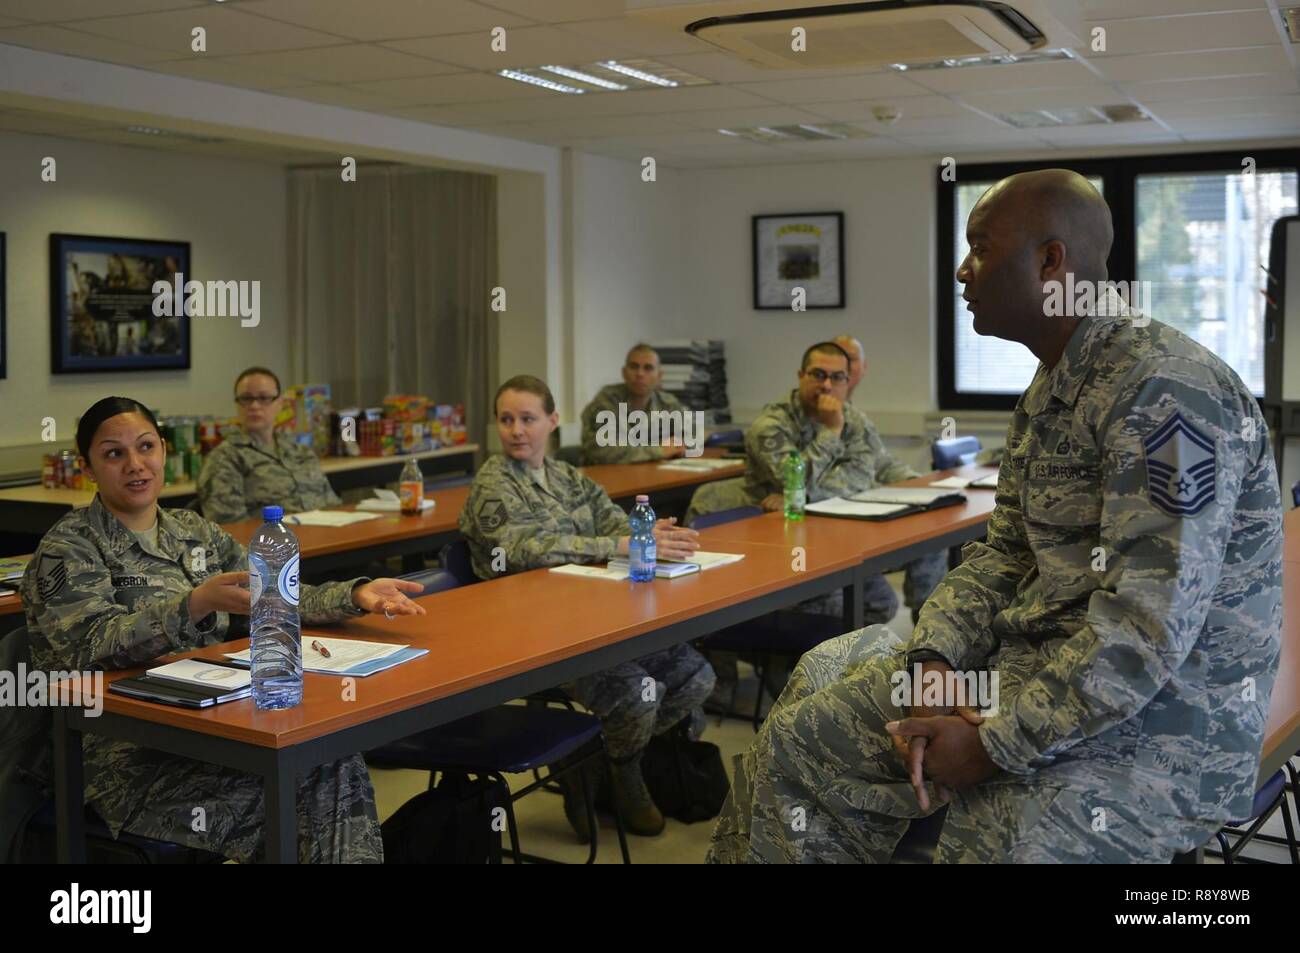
[197,428,340,523]
[909,312,1282,822]
[581,383,685,465]
[459,454,630,580]
[22,495,364,674]
[743,390,918,503]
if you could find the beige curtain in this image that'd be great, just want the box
[287,166,496,446]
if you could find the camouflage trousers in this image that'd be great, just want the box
[707,627,1220,863]
[86,738,383,863]
[568,643,716,760]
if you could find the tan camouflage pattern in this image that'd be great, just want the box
[197,428,341,523]
[580,383,686,465]
[21,496,381,862]
[709,312,1283,862]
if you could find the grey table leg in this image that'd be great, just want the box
[264,756,298,864]
[53,707,86,864]
[842,566,864,630]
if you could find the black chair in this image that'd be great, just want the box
[1206,768,1299,864]
[424,474,472,492]
[694,506,845,730]
[554,445,582,466]
[931,436,981,470]
[1292,480,1299,508]
[704,429,744,449]
[365,563,631,863]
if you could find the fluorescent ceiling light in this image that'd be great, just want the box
[498,69,585,94]
[889,48,1074,72]
[599,60,678,87]
[541,65,627,90]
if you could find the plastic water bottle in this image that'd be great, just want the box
[784,450,806,521]
[248,505,302,710]
[628,494,657,582]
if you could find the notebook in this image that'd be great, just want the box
[284,510,382,527]
[608,558,701,579]
[109,659,252,708]
[225,637,425,676]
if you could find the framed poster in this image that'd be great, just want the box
[50,233,191,373]
[753,211,845,310]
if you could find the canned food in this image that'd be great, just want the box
[42,453,57,489]
[59,450,77,490]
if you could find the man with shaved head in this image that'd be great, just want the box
[832,335,866,399]
[710,169,1282,863]
[581,344,688,464]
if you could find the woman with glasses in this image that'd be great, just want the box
[197,366,341,523]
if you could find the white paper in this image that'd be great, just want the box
[969,473,999,488]
[928,476,972,489]
[548,564,630,582]
[147,659,251,690]
[226,637,406,674]
[656,458,738,471]
[284,509,382,527]
[662,550,745,570]
[356,498,436,513]
[849,487,963,505]
[806,498,908,518]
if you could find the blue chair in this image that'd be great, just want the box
[1206,769,1299,864]
[424,473,472,492]
[932,436,981,470]
[694,506,844,729]
[704,429,744,449]
[1292,480,1299,508]
[555,445,582,466]
[366,563,630,863]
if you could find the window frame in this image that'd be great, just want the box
[937,148,1300,412]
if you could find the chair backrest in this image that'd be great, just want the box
[932,436,981,471]
[424,474,472,492]
[0,625,55,863]
[704,428,744,448]
[440,539,480,587]
[1292,480,1299,508]
[554,445,582,466]
[690,505,762,530]
[398,568,462,597]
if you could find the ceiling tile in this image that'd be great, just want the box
[472,0,627,24]
[235,0,528,42]
[212,44,461,83]
[801,95,969,121]
[351,71,552,104]
[904,59,1104,94]
[557,16,714,56]
[0,23,184,64]
[1086,11,1285,56]
[1089,45,1292,83]
[1163,114,1300,135]
[961,85,1134,113]
[1124,73,1299,101]
[454,83,774,122]
[1147,94,1300,120]
[735,72,931,104]
[531,114,691,138]
[380,24,626,70]
[0,0,201,21]
[669,104,846,130]
[69,7,344,55]
[1081,0,1268,17]
[1030,121,1177,144]
[654,50,879,84]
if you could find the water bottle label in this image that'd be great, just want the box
[278,554,301,607]
[248,552,268,605]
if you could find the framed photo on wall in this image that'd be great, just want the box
[753,211,845,310]
[50,233,191,374]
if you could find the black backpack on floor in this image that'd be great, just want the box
[641,728,730,824]
[381,771,505,864]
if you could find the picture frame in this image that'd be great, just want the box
[50,233,191,374]
[752,211,845,310]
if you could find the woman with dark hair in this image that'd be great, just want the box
[459,375,716,841]
[197,366,341,523]
[21,396,425,862]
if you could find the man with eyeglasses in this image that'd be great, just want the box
[739,341,948,627]
[197,366,342,523]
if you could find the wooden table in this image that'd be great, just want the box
[51,527,867,863]
[585,453,744,505]
[0,445,479,537]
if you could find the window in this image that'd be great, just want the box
[937,150,1300,410]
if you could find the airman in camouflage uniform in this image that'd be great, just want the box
[709,170,1282,863]
[21,496,383,863]
[197,428,340,523]
[459,454,715,761]
[581,344,688,466]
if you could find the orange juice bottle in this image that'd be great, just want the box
[399,457,423,515]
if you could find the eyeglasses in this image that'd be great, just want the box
[235,394,279,407]
[803,369,850,384]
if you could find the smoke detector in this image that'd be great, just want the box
[629,0,1083,70]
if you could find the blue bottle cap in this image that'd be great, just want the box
[262,505,283,521]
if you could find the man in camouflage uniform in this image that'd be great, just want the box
[709,169,1283,863]
[197,427,340,523]
[21,496,383,863]
[459,451,714,835]
[581,344,688,465]
[692,342,947,624]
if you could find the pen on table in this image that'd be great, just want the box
[310,639,332,658]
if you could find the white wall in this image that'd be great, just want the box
[0,129,288,458]
[666,157,937,428]
[565,150,687,429]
